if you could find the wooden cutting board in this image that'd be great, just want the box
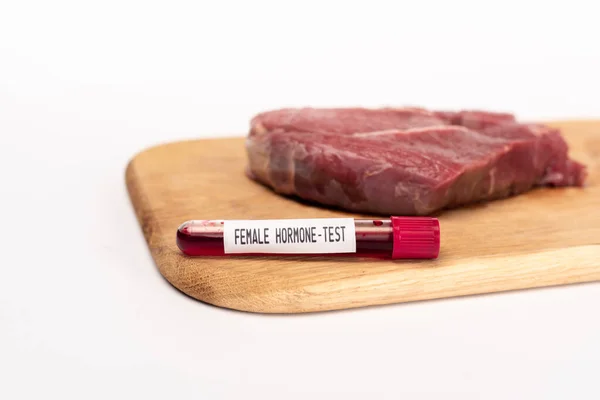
[126,120,600,313]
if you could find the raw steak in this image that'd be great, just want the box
[245,107,587,215]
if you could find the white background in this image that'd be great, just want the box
[1,1,599,398]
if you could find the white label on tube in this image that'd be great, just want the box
[223,218,356,254]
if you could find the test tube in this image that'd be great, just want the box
[176,217,440,259]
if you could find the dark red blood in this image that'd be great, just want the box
[177,229,224,256]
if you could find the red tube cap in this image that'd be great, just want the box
[391,216,440,259]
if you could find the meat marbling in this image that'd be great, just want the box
[245,107,587,216]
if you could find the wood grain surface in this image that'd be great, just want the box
[125,120,600,313]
